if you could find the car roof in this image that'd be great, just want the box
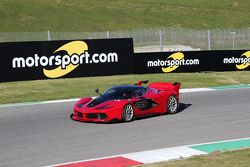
[109,84,145,91]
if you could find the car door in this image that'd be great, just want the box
[131,87,161,117]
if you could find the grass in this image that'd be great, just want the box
[139,148,250,167]
[0,1,249,167]
[1,1,249,166]
[0,0,250,32]
[0,71,249,104]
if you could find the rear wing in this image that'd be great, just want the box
[135,80,148,86]
[148,82,181,93]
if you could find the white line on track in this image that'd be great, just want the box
[1,85,250,108]
[44,137,250,167]
[0,88,214,108]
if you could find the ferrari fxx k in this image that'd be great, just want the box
[71,80,181,123]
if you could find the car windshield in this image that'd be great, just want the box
[87,85,147,107]
[103,85,147,99]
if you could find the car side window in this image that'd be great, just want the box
[133,87,147,97]
[115,90,132,99]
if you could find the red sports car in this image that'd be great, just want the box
[71,80,181,123]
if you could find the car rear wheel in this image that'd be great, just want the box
[167,95,178,114]
[122,104,134,122]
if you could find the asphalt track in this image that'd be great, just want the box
[0,88,250,167]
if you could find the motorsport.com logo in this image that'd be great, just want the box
[11,41,119,78]
[12,52,118,69]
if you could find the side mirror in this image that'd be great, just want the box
[95,89,99,93]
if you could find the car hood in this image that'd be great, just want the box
[77,98,120,112]
[75,96,128,112]
[87,93,120,107]
[87,95,113,107]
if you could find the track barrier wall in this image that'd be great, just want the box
[0,38,134,82]
[0,38,249,82]
[135,50,250,74]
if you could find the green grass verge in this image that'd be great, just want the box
[1,0,250,32]
[139,148,250,167]
[0,71,249,104]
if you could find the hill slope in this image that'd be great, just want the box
[0,0,250,32]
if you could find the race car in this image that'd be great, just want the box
[71,80,181,123]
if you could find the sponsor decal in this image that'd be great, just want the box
[12,41,119,78]
[147,52,199,73]
[223,51,250,70]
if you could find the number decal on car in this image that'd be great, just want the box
[134,99,158,111]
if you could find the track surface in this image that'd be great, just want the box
[1,88,250,167]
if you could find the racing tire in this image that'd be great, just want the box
[122,104,134,122]
[70,113,74,120]
[166,95,178,114]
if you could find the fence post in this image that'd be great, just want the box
[230,31,236,49]
[47,30,51,41]
[159,30,163,52]
[207,30,211,50]
[106,31,110,38]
